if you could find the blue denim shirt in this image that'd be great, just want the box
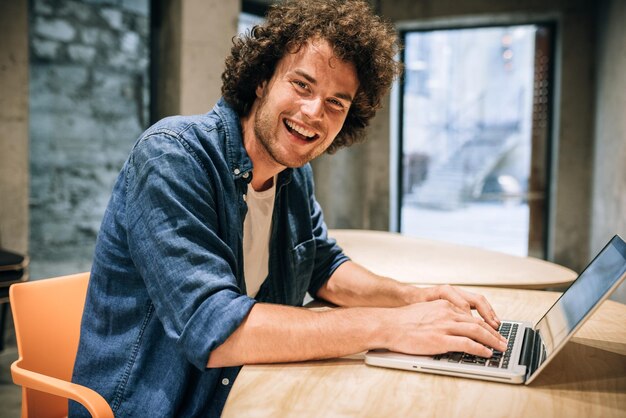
[70,98,348,417]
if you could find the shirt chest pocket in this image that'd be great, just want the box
[289,238,316,297]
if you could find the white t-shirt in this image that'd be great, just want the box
[242,179,276,297]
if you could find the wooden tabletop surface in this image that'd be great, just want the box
[223,286,626,418]
[329,229,578,289]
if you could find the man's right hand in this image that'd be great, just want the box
[379,300,507,358]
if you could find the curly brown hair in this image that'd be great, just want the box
[221,0,402,153]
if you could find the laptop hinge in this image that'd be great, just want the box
[528,331,544,377]
[519,327,535,370]
[519,327,544,379]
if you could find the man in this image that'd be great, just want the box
[71,0,507,416]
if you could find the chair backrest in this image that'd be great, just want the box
[10,272,90,417]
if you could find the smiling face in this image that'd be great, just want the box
[242,38,359,176]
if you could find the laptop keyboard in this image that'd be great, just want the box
[432,322,518,369]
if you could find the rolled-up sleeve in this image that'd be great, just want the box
[125,132,255,370]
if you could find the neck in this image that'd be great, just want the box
[240,109,285,192]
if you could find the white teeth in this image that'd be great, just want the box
[286,119,315,138]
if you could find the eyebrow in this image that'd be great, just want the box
[293,69,354,103]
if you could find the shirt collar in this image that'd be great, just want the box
[214,98,253,182]
[214,97,293,188]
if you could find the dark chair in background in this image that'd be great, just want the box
[0,248,28,352]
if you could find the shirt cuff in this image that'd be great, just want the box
[178,289,256,370]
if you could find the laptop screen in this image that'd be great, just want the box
[533,235,626,366]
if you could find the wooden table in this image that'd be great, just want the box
[329,229,577,289]
[223,286,626,418]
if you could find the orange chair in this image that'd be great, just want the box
[10,272,113,418]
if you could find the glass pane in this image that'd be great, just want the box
[400,26,540,256]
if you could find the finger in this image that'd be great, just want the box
[459,289,501,329]
[447,321,507,353]
[453,313,506,343]
[440,335,494,358]
[436,285,471,314]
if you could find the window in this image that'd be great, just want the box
[239,1,267,34]
[398,24,554,257]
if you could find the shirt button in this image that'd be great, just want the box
[222,378,230,386]
[242,172,250,179]
[233,168,241,175]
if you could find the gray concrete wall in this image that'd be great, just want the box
[312,144,367,229]
[548,3,595,272]
[154,0,240,118]
[592,0,626,303]
[314,0,599,274]
[28,0,150,278]
[0,0,29,256]
[27,0,240,279]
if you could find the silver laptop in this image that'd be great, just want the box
[365,234,626,385]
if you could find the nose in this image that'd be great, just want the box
[301,97,323,121]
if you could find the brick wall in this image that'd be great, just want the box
[29,0,149,278]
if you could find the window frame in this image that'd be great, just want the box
[392,17,558,259]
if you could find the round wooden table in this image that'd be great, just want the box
[329,229,577,289]
[222,286,626,418]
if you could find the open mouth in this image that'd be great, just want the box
[284,119,319,142]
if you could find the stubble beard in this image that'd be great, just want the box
[253,97,327,169]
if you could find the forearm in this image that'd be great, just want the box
[207,262,507,368]
[207,302,387,368]
[207,290,508,368]
[316,261,423,308]
[316,262,501,329]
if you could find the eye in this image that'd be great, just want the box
[327,98,346,111]
[292,80,309,91]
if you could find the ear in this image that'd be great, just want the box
[256,80,267,98]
